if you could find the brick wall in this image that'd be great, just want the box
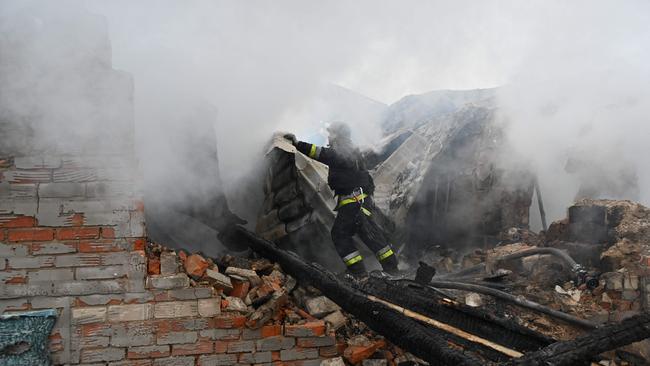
[0,155,337,365]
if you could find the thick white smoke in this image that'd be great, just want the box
[496,1,650,227]
[3,0,648,229]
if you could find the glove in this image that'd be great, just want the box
[283,133,297,145]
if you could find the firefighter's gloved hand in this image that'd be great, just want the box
[283,133,297,145]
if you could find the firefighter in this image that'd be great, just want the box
[284,123,399,276]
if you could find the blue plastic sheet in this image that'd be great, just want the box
[0,309,57,366]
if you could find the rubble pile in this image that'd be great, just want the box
[414,199,650,363]
[146,242,417,366]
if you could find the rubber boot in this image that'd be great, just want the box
[380,255,400,276]
[347,260,368,279]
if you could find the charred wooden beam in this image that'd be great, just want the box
[362,276,554,353]
[232,226,485,366]
[510,311,650,366]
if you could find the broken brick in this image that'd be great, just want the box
[148,257,161,275]
[344,340,386,364]
[229,278,250,299]
[184,253,209,278]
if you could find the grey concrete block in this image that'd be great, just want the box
[124,292,155,303]
[39,182,85,198]
[305,296,340,318]
[163,287,213,300]
[0,270,26,283]
[0,244,29,257]
[86,181,135,198]
[199,329,240,341]
[30,242,76,254]
[226,340,255,353]
[154,301,198,319]
[0,281,124,299]
[205,269,233,291]
[198,354,238,366]
[225,267,262,286]
[256,336,295,351]
[239,351,272,364]
[147,274,190,290]
[198,298,220,317]
[8,256,55,269]
[29,268,74,282]
[126,345,170,359]
[0,183,37,199]
[30,296,72,309]
[111,322,155,347]
[0,259,4,271]
[153,356,195,366]
[14,156,62,169]
[297,336,336,347]
[76,265,126,280]
[0,198,38,216]
[80,336,110,348]
[77,294,124,306]
[107,303,154,322]
[280,348,319,361]
[3,170,52,183]
[160,252,179,275]
[157,331,198,345]
[72,307,107,324]
[0,298,29,313]
[80,347,125,363]
[54,252,130,267]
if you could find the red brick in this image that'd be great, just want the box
[1,216,37,228]
[133,239,146,251]
[271,351,281,361]
[148,258,161,275]
[56,227,100,240]
[172,340,213,355]
[261,325,283,338]
[81,323,111,337]
[184,254,209,278]
[135,200,145,212]
[344,340,386,364]
[319,345,339,358]
[229,279,250,299]
[213,315,247,329]
[8,228,54,242]
[5,275,27,284]
[214,341,229,353]
[101,227,116,239]
[48,332,64,352]
[0,230,5,242]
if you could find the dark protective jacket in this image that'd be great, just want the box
[295,141,374,196]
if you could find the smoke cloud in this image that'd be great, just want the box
[3,0,648,231]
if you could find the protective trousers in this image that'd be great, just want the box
[330,197,398,275]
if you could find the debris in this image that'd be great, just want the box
[223,296,248,313]
[344,339,386,365]
[184,253,209,278]
[205,268,233,291]
[305,296,341,318]
[323,310,347,331]
[464,293,483,307]
[225,267,262,286]
[321,356,346,366]
[160,252,179,275]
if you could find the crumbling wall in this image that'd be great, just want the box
[0,4,339,365]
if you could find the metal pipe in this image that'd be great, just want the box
[427,280,597,329]
[439,247,583,280]
[533,176,548,232]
